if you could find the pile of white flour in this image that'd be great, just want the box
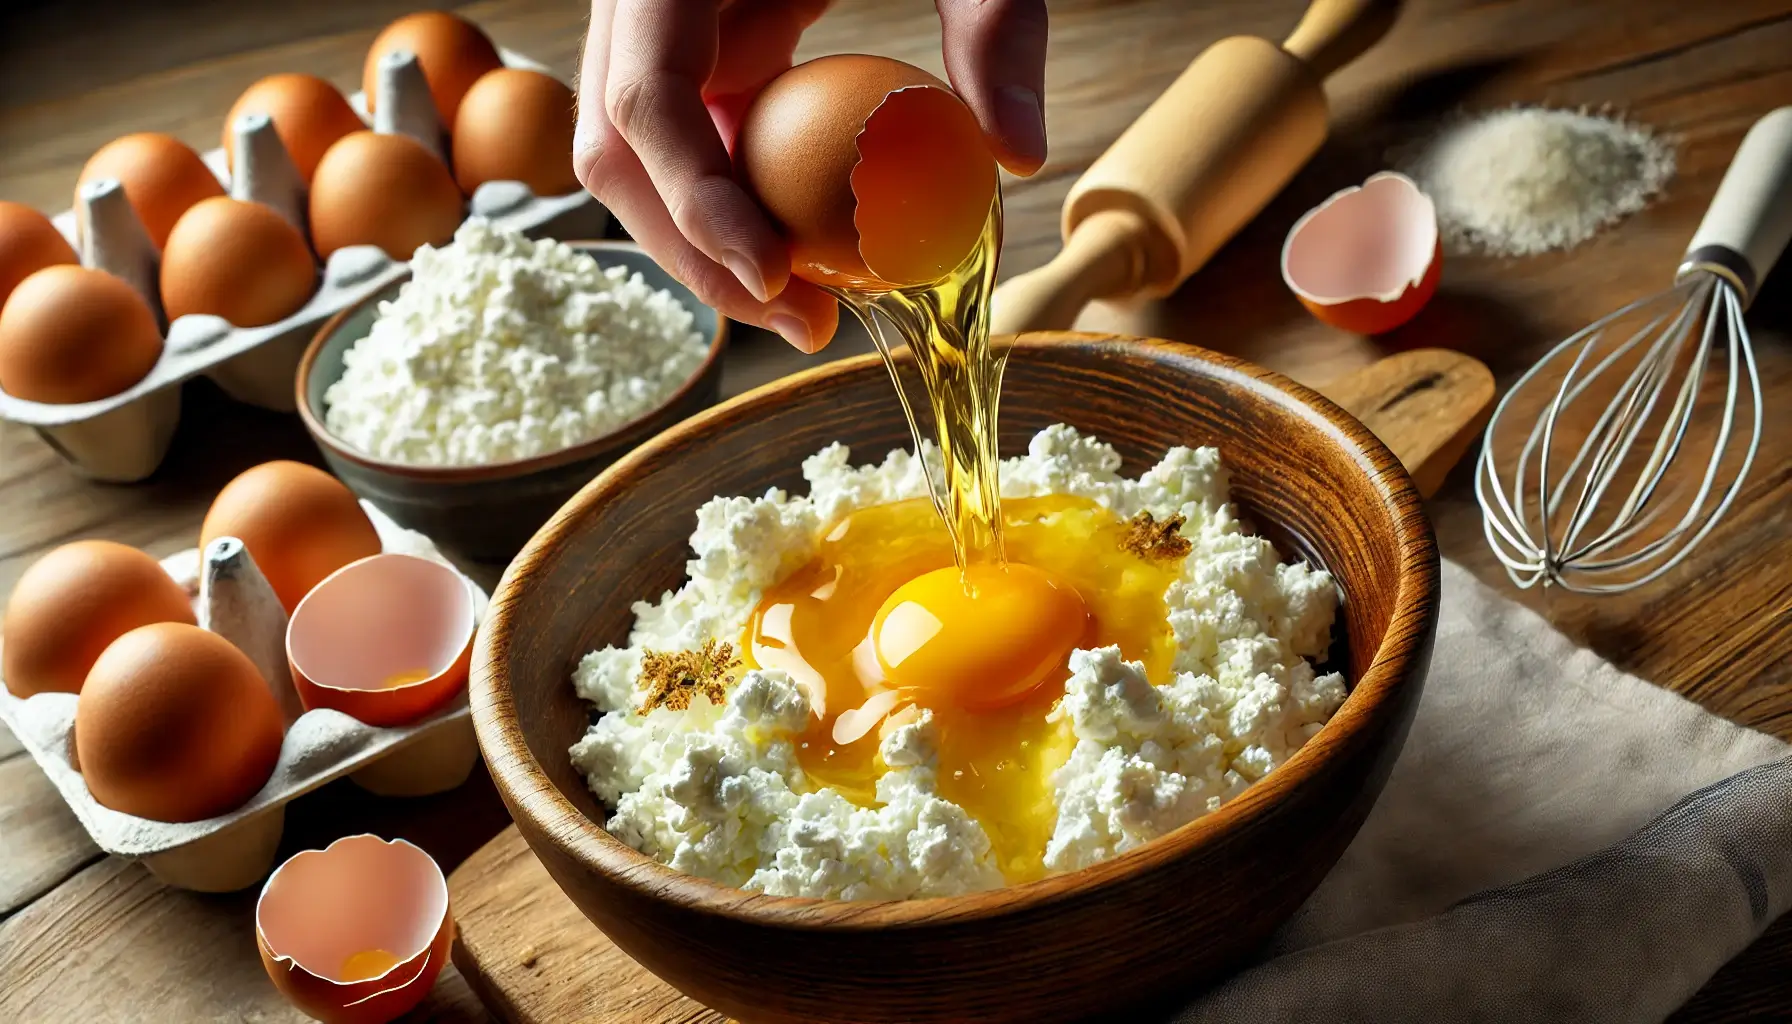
[1398,106,1675,257]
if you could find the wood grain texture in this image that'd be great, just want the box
[0,0,1789,1019]
[0,755,100,915]
[470,334,1440,1023]
[451,825,724,1024]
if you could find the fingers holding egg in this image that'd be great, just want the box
[733,55,998,290]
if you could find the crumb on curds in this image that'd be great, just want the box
[1121,510,1192,562]
[637,639,741,713]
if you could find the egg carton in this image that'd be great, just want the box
[0,39,607,483]
[0,502,490,893]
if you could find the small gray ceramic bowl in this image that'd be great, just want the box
[296,240,728,562]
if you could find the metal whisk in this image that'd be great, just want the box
[1478,106,1792,594]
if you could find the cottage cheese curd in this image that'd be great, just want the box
[570,425,1345,899]
[322,219,710,466]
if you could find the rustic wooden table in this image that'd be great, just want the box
[0,0,1788,1020]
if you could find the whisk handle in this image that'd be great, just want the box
[1681,106,1792,305]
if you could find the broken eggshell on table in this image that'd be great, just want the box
[1281,170,1442,335]
[258,834,454,1024]
[0,37,604,484]
[0,502,488,893]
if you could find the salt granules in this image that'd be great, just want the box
[1397,106,1676,258]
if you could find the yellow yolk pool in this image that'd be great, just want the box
[381,668,434,689]
[742,494,1182,882]
[338,947,401,982]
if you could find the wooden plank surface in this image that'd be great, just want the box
[0,0,1789,1021]
[0,755,100,916]
[451,826,726,1024]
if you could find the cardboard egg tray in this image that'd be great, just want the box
[0,502,490,893]
[0,39,607,484]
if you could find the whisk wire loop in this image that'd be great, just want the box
[1475,274,1761,594]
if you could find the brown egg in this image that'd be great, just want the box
[75,622,284,822]
[223,73,366,183]
[0,201,78,310]
[734,55,997,289]
[451,68,578,197]
[0,265,164,404]
[363,11,503,128]
[201,461,382,612]
[76,133,225,250]
[161,197,317,327]
[2,540,196,698]
[309,131,463,261]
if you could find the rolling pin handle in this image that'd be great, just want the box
[1281,0,1403,79]
[991,208,1149,336]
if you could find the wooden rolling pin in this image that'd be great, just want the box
[992,0,1402,335]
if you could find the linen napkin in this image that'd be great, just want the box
[1173,559,1792,1023]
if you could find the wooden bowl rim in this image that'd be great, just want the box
[473,331,1440,929]
[294,239,731,483]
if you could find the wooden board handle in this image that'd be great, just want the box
[1314,348,1495,499]
[990,0,1403,337]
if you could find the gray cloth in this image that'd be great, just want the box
[1175,560,1792,1023]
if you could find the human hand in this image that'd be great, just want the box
[574,0,1049,353]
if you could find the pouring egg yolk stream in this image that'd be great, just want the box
[732,55,1193,880]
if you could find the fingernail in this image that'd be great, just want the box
[768,314,814,353]
[993,85,1047,170]
[723,250,770,303]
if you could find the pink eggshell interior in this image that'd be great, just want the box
[1283,173,1438,304]
[257,835,447,981]
[288,554,474,693]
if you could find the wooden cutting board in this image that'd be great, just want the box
[446,348,1496,1024]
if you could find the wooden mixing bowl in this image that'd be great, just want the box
[471,332,1439,1023]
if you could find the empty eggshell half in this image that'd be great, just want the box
[1281,171,1441,335]
[286,554,474,728]
[257,834,452,1024]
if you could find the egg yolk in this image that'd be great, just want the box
[871,564,1087,711]
[381,668,435,689]
[339,947,401,982]
[743,495,1181,881]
